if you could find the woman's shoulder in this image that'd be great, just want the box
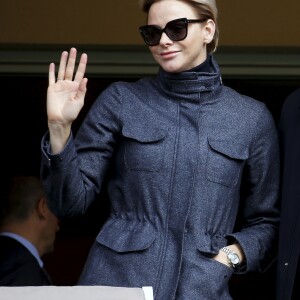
[222,85,267,112]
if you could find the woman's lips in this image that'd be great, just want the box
[160,50,180,58]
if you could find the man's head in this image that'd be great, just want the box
[0,175,59,257]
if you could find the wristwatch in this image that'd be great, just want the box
[220,246,240,269]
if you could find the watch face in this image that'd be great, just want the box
[228,252,240,265]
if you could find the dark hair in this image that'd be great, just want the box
[1,176,45,223]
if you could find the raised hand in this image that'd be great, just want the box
[47,48,88,153]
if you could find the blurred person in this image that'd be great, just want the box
[0,175,59,286]
[277,87,300,300]
[40,0,280,299]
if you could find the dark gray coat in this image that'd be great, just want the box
[41,56,280,300]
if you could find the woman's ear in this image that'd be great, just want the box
[203,19,215,44]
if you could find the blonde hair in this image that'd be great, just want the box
[138,0,219,54]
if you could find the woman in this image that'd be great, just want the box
[41,0,280,299]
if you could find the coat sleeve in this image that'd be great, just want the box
[40,83,123,218]
[228,104,280,273]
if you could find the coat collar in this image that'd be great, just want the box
[157,55,223,102]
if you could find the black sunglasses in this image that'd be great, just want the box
[139,17,207,46]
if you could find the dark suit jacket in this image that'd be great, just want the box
[0,235,52,286]
[277,88,300,300]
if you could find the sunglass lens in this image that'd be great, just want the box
[140,26,161,46]
[166,20,187,41]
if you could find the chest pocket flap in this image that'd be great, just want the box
[122,126,168,171]
[208,137,249,160]
[122,126,167,143]
[206,137,249,187]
